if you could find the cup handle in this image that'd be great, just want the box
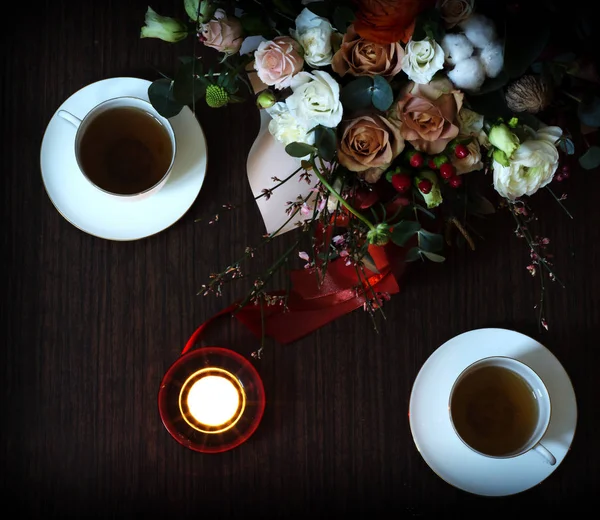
[58,110,82,128]
[532,442,557,465]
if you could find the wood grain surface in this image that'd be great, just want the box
[1,1,599,517]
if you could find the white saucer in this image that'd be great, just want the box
[409,328,577,497]
[40,77,207,240]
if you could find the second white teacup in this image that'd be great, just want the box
[58,96,176,200]
[449,356,556,465]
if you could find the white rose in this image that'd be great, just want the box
[287,71,343,128]
[401,37,445,84]
[493,126,562,200]
[267,102,315,147]
[291,8,334,68]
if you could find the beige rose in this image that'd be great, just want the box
[337,113,405,183]
[254,37,304,90]
[390,78,463,154]
[436,0,474,28]
[331,25,404,78]
[200,8,243,55]
[451,138,483,174]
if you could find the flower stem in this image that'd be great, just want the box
[310,159,375,231]
[545,186,574,219]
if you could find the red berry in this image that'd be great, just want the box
[427,158,437,169]
[440,163,456,179]
[449,176,463,188]
[418,179,433,194]
[455,144,469,159]
[555,173,565,182]
[409,152,424,168]
[391,174,412,193]
[561,164,570,178]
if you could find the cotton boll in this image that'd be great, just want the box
[459,13,497,49]
[447,56,486,91]
[441,33,474,66]
[480,41,504,78]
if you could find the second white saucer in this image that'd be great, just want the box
[409,328,577,496]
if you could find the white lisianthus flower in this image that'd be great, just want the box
[493,126,563,200]
[287,71,343,128]
[401,37,445,84]
[267,102,315,147]
[291,8,334,67]
[140,6,188,42]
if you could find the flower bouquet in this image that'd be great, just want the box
[140,0,599,353]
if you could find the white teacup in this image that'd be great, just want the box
[449,356,556,465]
[58,96,176,200]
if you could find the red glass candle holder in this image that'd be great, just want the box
[158,346,266,453]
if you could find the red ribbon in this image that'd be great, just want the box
[183,240,407,351]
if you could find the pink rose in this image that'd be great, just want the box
[254,37,304,90]
[200,8,243,55]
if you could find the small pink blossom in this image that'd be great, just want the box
[300,203,312,216]
[298,251,310,261]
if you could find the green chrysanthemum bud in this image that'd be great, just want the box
[489,123,520,158]
[206,85,230,108]
[140,6,188,43]
[367,223,391,246]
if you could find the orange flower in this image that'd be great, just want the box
[353,0,435,45]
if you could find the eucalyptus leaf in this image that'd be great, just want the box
[558,138,575,155]
[340,77,373,111]
[578,96,600,128]
[413,204,436,219]
[391,221,421,247]
[173,59,206,105]
[371,76,393,111]
[422,251,446,263]
[148,79,184,118]
[467,194,496,216]
[578,146,600,170]
[314,126,337,162]
[285,142,317,158]
[418,229,444,253]
[405,247,422,263]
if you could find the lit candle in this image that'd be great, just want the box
[179,368,246,434]
[187,375,240,426]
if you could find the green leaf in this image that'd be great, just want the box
[314,126,337,162]
[405,247,422,263]
[418,229,443,253]
[371,76,393,111]
[285,142,316,158]
[333,5,355,33]
[391,220,421,247]
[340,77,373,111]
[361,252,380,274]
[578,96,600,127]
[467,89,512,120]
[467,194,496,216]
[503,16,551,79]
[148,79,184,118]
[240,13,272,35]
[578,146,600,170]
[422,251,446,263]
[173,59,206,105]
[558,138,575,155]
[412,8,444,42]
[413,204,436,219]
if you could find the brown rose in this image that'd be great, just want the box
[353,0,436,45]
[436,0,474,28]
[390,78,463,154]
[331,25,404,78]
[337,112,405,183]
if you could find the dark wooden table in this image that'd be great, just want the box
[2,1,599,517]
